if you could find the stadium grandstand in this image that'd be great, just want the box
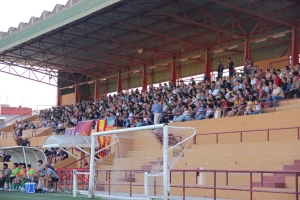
[1,0,300,199]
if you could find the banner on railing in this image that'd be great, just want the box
[96,119,112,157]
[65,128,75,136]
[74,120,93,136]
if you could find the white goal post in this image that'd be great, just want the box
[86,124,195,199]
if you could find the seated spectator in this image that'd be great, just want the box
[250,99,262,115]
[257,85,267,101]
[265,69,272,80]
[285,77,293,98]
[2,152,11,162]
[55,121,65,135]
[173,106,191,122]
[205,104,214,119]
[266,83,284,107]
[194,102,206,120]
[289,74,300,98]
[250,75,256,86]
[22,138,30,147]
[258,69,265,79]
[221,97,230,118]
[272,72,283,87]
[55,148,63,163]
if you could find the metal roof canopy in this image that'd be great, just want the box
[43,135,97,148]
[0,0,300,86]
[0,146,47,170]
[43,135,103,160]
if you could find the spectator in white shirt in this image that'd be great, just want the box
[266,83,284,107]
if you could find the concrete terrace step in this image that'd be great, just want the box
[252,182,285,188]
[283,165,300,171]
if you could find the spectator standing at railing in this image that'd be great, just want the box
[244,60,255,75]
[217,60,224,79]
[227,57,235,78]
[151,100,163,125]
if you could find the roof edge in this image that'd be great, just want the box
[0,0,120,53]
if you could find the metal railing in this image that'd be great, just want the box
[170,169,300,200]
[193,126,300,145]
[269,57,300,70]
[55,168,300,200]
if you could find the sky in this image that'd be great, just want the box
[0,0,68,110]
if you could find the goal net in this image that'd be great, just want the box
[86,124,196,199]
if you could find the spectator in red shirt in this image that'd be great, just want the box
[221,97,229,117]
[272,72,283,87]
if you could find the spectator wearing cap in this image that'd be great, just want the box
[151,100,163,125]
[266,83,284,107]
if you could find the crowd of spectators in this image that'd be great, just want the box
[39,61,300,130]
[10,120,36,138]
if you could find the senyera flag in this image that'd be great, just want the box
[65,128,75,136]
[97,119,112,157]
[74,120,93,136]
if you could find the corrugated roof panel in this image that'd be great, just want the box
[0,0,121,53]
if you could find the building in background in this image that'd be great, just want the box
[0,104,32,128]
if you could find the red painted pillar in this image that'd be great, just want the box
[292,25,299,66]
[171,58,177,86]
[142,65,148,92]
[94,79,100,101]
[75,84,80,104]
[57,87,62,106]
[243,38,250,65]
[204,50,211,79]
[117,72,122,92]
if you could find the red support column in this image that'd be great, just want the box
[57,87,62,106]
[75,84,80,104]
[243,38,250,65]
[94,79,100,101]
[204,50,211,80]
[142,65,148,92]
[117,72,122,92]
[171,58,177,86]
[292,25,299,66]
